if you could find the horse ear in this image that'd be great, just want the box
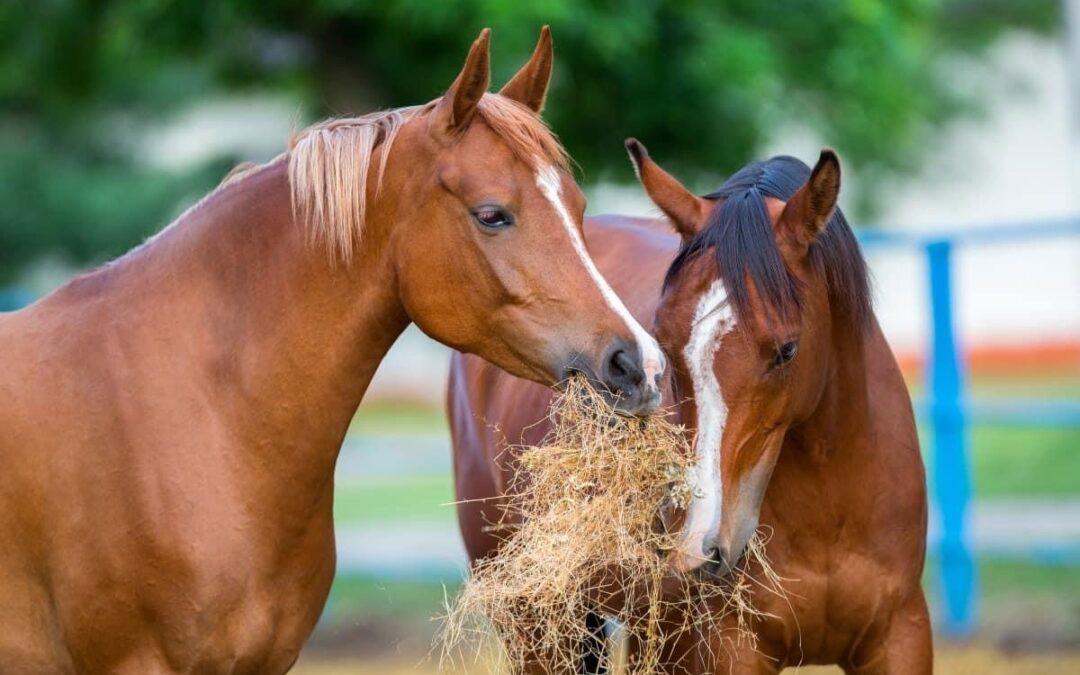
[777,149,841,258]
[499,25,553,113]
[625,138,710,241]
[431,28,491,140]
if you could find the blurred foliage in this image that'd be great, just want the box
[0,0,1061,282]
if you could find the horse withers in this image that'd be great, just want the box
[450,145,930,673]
[0,28,663,674]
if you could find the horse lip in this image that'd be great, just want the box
[607,380,663,416]
[557,363,654,416]
[694,550,739,583]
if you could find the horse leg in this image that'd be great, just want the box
[845,589,933,675]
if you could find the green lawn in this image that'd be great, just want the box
[335,474,456,525]
[326,575,456,621]
[968,425,1080,497]
[911,373,1080,495]
[349,401,448,436]
[906,371,1080,400]
[963,372,1080,399]
[924,558,1080,643]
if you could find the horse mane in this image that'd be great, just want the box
[220,161,260,186]
[665,155,872,331]
[288,93,569,262]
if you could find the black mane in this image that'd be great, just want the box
[664,155,871,331]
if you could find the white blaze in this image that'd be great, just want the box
[672,278,737,572]
[535,165,665,387]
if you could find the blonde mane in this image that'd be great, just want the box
[288,93,570,262]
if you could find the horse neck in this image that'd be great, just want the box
[814,319,874,442]
[102,158,410,486]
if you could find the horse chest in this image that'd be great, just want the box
[749,536,916,665]
[37,496,338,674]
[54,560,331,674]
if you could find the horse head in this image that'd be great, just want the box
[627,140,870,574]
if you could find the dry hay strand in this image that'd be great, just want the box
[439,377,787,673]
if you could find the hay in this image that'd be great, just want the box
[440,377,785,673]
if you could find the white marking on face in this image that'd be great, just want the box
[535,165,665,389]
[672,277,737,572]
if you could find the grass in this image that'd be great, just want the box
[335,474,455,525]
[325,575,456,621]
[963,372,1080,399]
[977,559,1080,594]
[349,401,447,436]
[917,424,1080,498]
[905,371,1080,400]
[969,426,1080,497]
[975,559,1080,611]
[304,562,1079,673]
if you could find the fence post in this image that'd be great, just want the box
[925,239,976,636]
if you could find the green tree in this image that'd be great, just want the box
[0,0,1061,282]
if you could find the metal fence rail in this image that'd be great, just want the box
[857,215,1080,637]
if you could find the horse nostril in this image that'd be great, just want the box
[602,343,645,392]
[595,339,660,415]
[609,349,634,381]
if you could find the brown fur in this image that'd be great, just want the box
[450,152,931,673]
[0,28,658,674]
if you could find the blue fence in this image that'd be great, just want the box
[858,215,1080,637]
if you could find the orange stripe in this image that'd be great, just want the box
[896,339,1080,378]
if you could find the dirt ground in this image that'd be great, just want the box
[293,644,1080,674]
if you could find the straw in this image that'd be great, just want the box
[440,376,784,673]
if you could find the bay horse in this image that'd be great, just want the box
[0,28,664,674]
[450,145,931,673]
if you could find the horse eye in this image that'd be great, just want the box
[774,341,798,368]
[472,205,514,229]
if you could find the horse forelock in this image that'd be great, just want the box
[664,155,872,334]
[287,93,569,264]
[474,93,569,173]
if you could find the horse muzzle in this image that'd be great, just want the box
[560,337,665,416]
[697,502,762,581]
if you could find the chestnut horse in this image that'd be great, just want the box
[450,145,931,673]
[0,29,664,674]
